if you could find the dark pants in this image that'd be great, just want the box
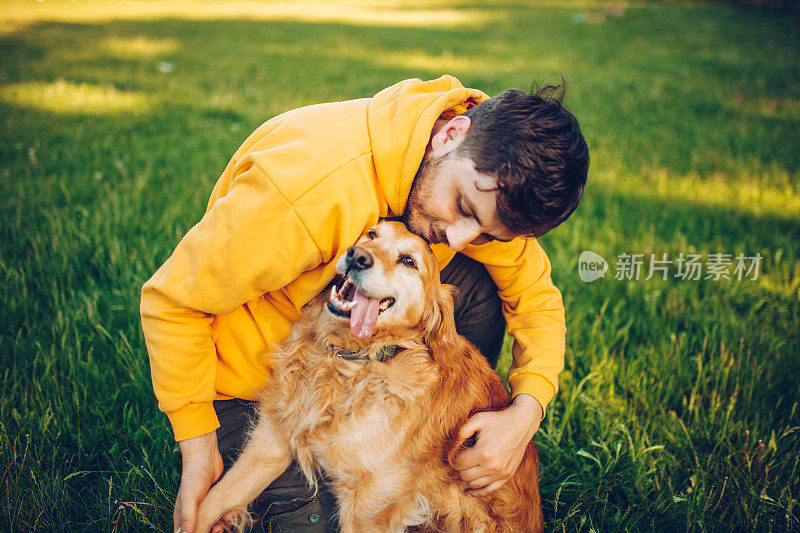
[213,253,506,532]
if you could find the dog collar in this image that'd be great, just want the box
[327,344,401,363]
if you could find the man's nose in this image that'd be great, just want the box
[345,246,374,270]
[445,221,481,252]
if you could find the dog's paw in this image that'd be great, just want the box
[218,507,253,533]
[196,506,252,533]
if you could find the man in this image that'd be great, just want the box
[140,75,588,532]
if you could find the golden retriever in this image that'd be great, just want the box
[195,221,542,532]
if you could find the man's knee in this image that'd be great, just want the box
[212,400,337,532]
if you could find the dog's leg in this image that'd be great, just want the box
[337,482,418,533]
[195,415,292,533]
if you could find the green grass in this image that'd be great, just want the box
[1,0,799,531]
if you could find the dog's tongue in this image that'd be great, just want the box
[350,287,380,339]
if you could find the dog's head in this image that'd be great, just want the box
[327,221,456,343]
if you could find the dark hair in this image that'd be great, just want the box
[458,80,589,239]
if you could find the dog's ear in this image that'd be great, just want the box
[423,282,460,349]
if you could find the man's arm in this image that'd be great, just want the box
[140,161,323,442]
[141,161,326,530]
[173,432,224,533]
[451,237,565,492]
[464,236,565,414]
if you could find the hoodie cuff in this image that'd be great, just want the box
[165,402,220,442]
[508,372,556,419]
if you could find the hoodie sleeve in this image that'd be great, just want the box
[140,161,323,441]
[462,237,565,415]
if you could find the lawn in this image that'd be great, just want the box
[1,0,798,531]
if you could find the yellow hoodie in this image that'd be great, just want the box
[140,76,566,441]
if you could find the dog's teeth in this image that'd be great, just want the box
[337,279,351,298]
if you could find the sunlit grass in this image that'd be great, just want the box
[101,36,181,60]
[366,48,572,75]
[0,0,500,33]
[0,79,152,114]
[596,167,800,219]
[727,94,800,120]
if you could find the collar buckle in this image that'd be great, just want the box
[328,344,400,363]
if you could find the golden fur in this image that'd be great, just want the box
[195,221,542,532]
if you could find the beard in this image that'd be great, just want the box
[402,152,442,243]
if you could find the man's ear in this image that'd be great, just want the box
[430,115,471,157]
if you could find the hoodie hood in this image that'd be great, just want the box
[368,75,488,217]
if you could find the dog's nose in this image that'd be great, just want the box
[345,246,373,270]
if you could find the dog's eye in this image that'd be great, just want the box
[398,255,417,269]
[367,230,378,240]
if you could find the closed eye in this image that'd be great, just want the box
[457,196,470,217]
[398,255,417,269]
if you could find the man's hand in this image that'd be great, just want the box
[450,394,543,496]
[173,431,224,533]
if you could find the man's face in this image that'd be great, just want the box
[402,150,516,252]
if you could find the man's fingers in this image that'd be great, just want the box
[180,515,196,533]
[174,431,223,533]
[457,464,487,483]
[450,413,491,470]
[457,415,483,442]
[173,491,183,533]
[179,488,200,533]
[462,474,494,491]
[468,479,507,496]
[454,439,496,471]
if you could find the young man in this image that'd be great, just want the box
[140,75,588,532]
